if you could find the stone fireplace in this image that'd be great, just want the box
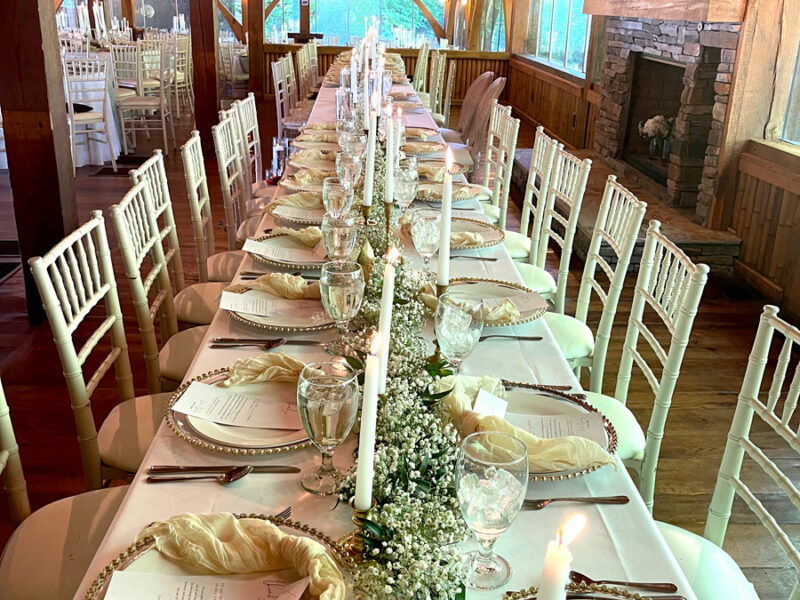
[594,18,740,224]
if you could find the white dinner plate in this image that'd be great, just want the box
[246,233,327,270]
[266,202,326,226]
[449,278,548,326]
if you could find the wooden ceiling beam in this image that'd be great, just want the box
[54,0,65,10]
[467,0,485,50]
[264,0,281,21]
[216,0,244,43]
[411,0,446,40]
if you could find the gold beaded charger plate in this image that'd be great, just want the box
[449,278,547,327]
[405,126,438,140]
[500,381,619,481]
[226,288,335,333]
[266,202,326,226]
[84,513,355,600]
[292,140,341,151]
[165,370,312,453]
[288,157,337,172]
[415,182,489,203]
[246,233,327,271]
[402,140,447,155]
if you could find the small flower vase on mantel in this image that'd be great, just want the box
[661,137,672,161]
[648,137,660,156]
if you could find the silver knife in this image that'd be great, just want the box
[211,338,325,346]
[147,465,301,474]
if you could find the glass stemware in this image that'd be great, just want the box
[456,431,528,589]
[336,117,356,149]
[321,212,358,262]
[394,157,418,213]
[319,261,365,332]
[296,361,360,495]
[336,152,362,191]
[322,177,354,218]
[410,208,440,273]
[434,291,484,372]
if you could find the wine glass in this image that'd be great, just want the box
[434,291,484,372]
[336,152,362,191]
[342,132,367,161]
[319,261,365,331]
[394,157,418,213]
[336,117,356,149]
[456,431,528,589]
[296,361,360,495]
[321,212,358,262]
[410,208,440,273]
[322,177,354,218]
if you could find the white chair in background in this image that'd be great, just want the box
[63,57,117,174]
[220,41,248,98]
[59,36,90,58]
[434,60,456,128]
[583,220,709,511]
[0,376,129,600]
[172,34,194,118]
[129,150,226,326]
[181,130,245,283]
[271,56,306,139]
[657,304,795,600]
[213,114,253,250]
[108,43,138,101]
[439,71,493,144]
[411,42,430,93]
[474,101,519,231]
[238,92,274,200]
[110,181,212,392]
[28,212,172,488]
[284,53,313,116]
[544,175,647,393]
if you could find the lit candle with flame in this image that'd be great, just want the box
[378,247,400,393]
[539,515,588,600]
[354,334,381,511]
[437,148,454,286]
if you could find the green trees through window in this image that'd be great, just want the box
[527,0,590,76]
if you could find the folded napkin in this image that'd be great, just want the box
[229,273,321,300]
[417,183,481,200]
[305,122,336,131]
[482,298,520,325]
[273,226,323,247]
[450,231,484,246]
[431,375,616,473]
[271,191,324,210]
[417,282,438,312]
[406,127,437,140]
[136,513,345,600]
[293,148,337,162]
[297,132,339,144]
[222,352,306,386]
[417,163,446,182]
[294,168,330,188]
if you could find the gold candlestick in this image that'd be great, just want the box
[436,283,449,297]
[341,497,377,559]
[384,202,393,238]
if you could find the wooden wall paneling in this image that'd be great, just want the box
[0,0,77,322]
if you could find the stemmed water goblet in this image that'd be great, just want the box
[296,361,360,495]
[336,152,362,191]
[319,261,365,332]
[394,157,418,214]
[321,212,358,262]
[434,291,484,372]
[410,208,440,273]
[322,177,354,218]
[456,431,528,589]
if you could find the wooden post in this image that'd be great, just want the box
[241,0,248,41]
[120,0,134,26]
[508,0,531,54]
[300,0,310,35]
[0,0,77,323]
[467,0,485,50]
[248,0,274,163]
[190,0,219,153]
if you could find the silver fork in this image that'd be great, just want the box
[273,506,292,520]
[523,495,629,511]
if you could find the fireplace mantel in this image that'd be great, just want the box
[584,0,745,23]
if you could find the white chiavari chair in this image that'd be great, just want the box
[440,71,493,143]
[308,39,319,90]
[181,131,245,283]
[473,101,519,231]
[544,175,647,393]
[656,305,794,600]
[271,56,306,139]
[213,115,252,250]
[220,41,249,98]
[172,33,194,118]
[284,53,313,116]
[92,0,107,41]
[238,92,274,200]
[128,150,226,326]
[110,181,213,391]
[412,42,430,93]
[117,43,176,155]
[433,60,456,128]
[28,213,172,488]
[510,148,592,313]
[60,35,90,58]
[0,376,129,600]
[416,50,438,109]
[109,43,138,101]
[583,220,709,511]
[63,57,118,175]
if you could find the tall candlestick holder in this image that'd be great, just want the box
[384,202,393,238]
[340,497,378,560]
[437,283,449,297]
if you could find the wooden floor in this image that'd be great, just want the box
[0,115,792,598]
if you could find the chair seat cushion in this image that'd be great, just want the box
[656,522,758,600]
[237,215,263,244]
[542,312,593,360]
[432,113,445,127]
[504,230,532,260]
[174,282,225,325]
[583,391,645,462]
[119,95,162,109]
[115,87,136,100]
[0,485,128,600]
[514,262,557,296]
[440,128,464,144]
[159,325,210,383]
[97,392,172,473]
[480,203,500,224]
[208,250,246,282]
[73,110,103,122]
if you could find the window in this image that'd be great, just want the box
[782,39,800,145]
[480,0,506,51]
[526,0,591,77]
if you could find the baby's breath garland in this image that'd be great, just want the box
[329,199,469,598]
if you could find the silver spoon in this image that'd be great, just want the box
[146,465,253,485]
[569,569,678,593]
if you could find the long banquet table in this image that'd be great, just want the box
[73,68,696,600]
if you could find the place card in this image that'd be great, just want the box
[173,381,302,430]
[104,571,309,600]
[506,412,608,447]
[243,238,325,264]
[220,290,324,319]
[473,388,508,418]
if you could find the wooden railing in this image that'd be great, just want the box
[730,140,800,315]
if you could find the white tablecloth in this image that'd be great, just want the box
[72,67,695,600]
